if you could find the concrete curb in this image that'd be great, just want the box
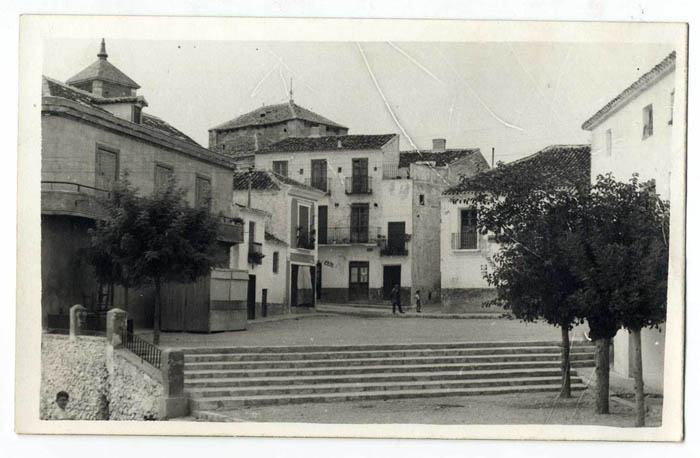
[316,306,504,320]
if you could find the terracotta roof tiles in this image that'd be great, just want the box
[211,101,347,131]
[261,134,396,153]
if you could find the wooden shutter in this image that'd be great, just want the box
[318,205,328,244]
[96,147,118,190]
[290,198,298,248]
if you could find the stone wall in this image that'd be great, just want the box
[107,349,164,420]
[441,288,501,313]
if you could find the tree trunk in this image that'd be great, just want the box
[560,326,572,398]
[631,328,645,427]
[153,278,161,346]
[595,337,610,414]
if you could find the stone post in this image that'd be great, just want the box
[69,304,87,341]
[158,349,189,419]
[106,308,128,348]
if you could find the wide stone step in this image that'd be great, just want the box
[183,345,593,362]
[184,352,594,371]
[189,381,588,410]
[184,359,595,380]
[184,367,574,389]
[180,340,594,355]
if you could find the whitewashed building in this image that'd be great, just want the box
[581,51,681,392]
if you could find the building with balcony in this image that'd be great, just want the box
[231,170,325,316]
[581,50,682,393]
[41,40,245,331]
[252,133,487,307]
[440,144,591,313]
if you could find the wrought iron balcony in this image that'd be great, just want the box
[296,227,316,250]
[378,237,409,256]
[320,226,381,245]
[216,215,244,244]
[451,231,478,250]
[304,177,331,194]
[344,176,373,194]
[248,241,264,265]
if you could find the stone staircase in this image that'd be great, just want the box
[182,340,595,413]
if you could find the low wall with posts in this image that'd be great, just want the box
[40,305,187,420]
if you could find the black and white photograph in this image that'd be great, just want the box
[14,15,687,441]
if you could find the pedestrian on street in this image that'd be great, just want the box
[415,289,422,313]
[391,284,404,314]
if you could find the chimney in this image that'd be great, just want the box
[432,138,446,153]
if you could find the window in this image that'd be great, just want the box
[643,104,654,139]
[95,146,118,190]
[248,221,255,244]
[272,160,288,177]
[311,159,328,192]
[419,194,425,205]
[195,175,212,211]
[669,90,674,125]
[132,105,142,124]
[297,204,313,249]
[350,204,369,243]
[454,208,478,250]
[337,167,342,173]
[272,251,279,274]
[351,158,369,193]
[605,129,612,157]
[299,168,304,175]
[154,164,174,191]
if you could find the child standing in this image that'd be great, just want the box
[415,289,422,313]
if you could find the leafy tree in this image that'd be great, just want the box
[466,166,588,398]
[563,174,669,423]
[88,175,219,345]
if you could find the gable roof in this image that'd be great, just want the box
[43,76,199,146]
[261,134,396,153]
[66,57,140,89]
[211,101,347,131]
[399,149,488,170]
[582,51,676,130]
[443,144,591,196]
[231,169,320,194]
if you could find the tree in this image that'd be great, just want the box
[88,176,219,345]
[563,174,669,423]
[467,166,587,398]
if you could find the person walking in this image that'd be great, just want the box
[415,289,422,313]
[391,284,404,314]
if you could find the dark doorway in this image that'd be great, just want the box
[247,274,256,320]
[348,261,370,302]
[387,222,406,254]
[291,264,299,307]
[316,262,323,300]
[318,205,328,244]
[383,265,401,300]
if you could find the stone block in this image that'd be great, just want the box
[161,349,185,397]
[106,308,128,348]
[69,304,87,340]
[159,396,189,420]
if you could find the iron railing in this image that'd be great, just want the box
[304,177,331,194]
[320,226,381,245]
[121,329,162,369]
[451,231,478,250]
[296,227,316,249]
[217,215,245,243]
[378,238,409,256]
[344,176,373,194]
[41,181,110,197]
[248,241,264,264]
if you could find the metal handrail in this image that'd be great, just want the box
[41,181,109,196]
[451,231,478,250]
[344,176,373,194]
[320,226,381,244]
[121,329,162,369]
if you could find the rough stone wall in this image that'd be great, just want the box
[441,288,500,313]
[41,334,165,421]
[40,334,109,420]
[107,350,163,420]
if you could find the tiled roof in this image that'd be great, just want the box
[265,231,287,245]
[261,134,396,153]
[232,169,319,193]
[43,76,199,147]
[92,95,148,106]
[211,101,347,131]
[582,51,676,130]
[399,149,488,170]
[66,57,140,89]
[443,145,591,195]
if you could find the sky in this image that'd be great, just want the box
[43,39,675,164]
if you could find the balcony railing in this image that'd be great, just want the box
[41,180,109,219]
[41,180,110,196]
[248,241,264,265]
[305,177,331,194]
[378,237,409,256]
[296,227,316,249]
[216,215,244,244]
[320,226,381,245]
[451,231,479,250]
[344,176,373,194]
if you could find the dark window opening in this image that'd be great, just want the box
[195,175,212,211]
[272,160,288,177]
[272,251,279,273]
[455,208,478,250]
[419,194,425,205]
[643,104,654,139]
[154,164,174,192]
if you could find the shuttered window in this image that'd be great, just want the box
[195,175,212,211]
[95,147,118,190]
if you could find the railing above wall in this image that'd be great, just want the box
[121,329,162,369]
[320,226,381,245]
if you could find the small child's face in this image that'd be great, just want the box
[57,396,68,409]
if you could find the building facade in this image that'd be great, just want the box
[581,51,679,392]
[41,41,245,330]
[440,145,591,313]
